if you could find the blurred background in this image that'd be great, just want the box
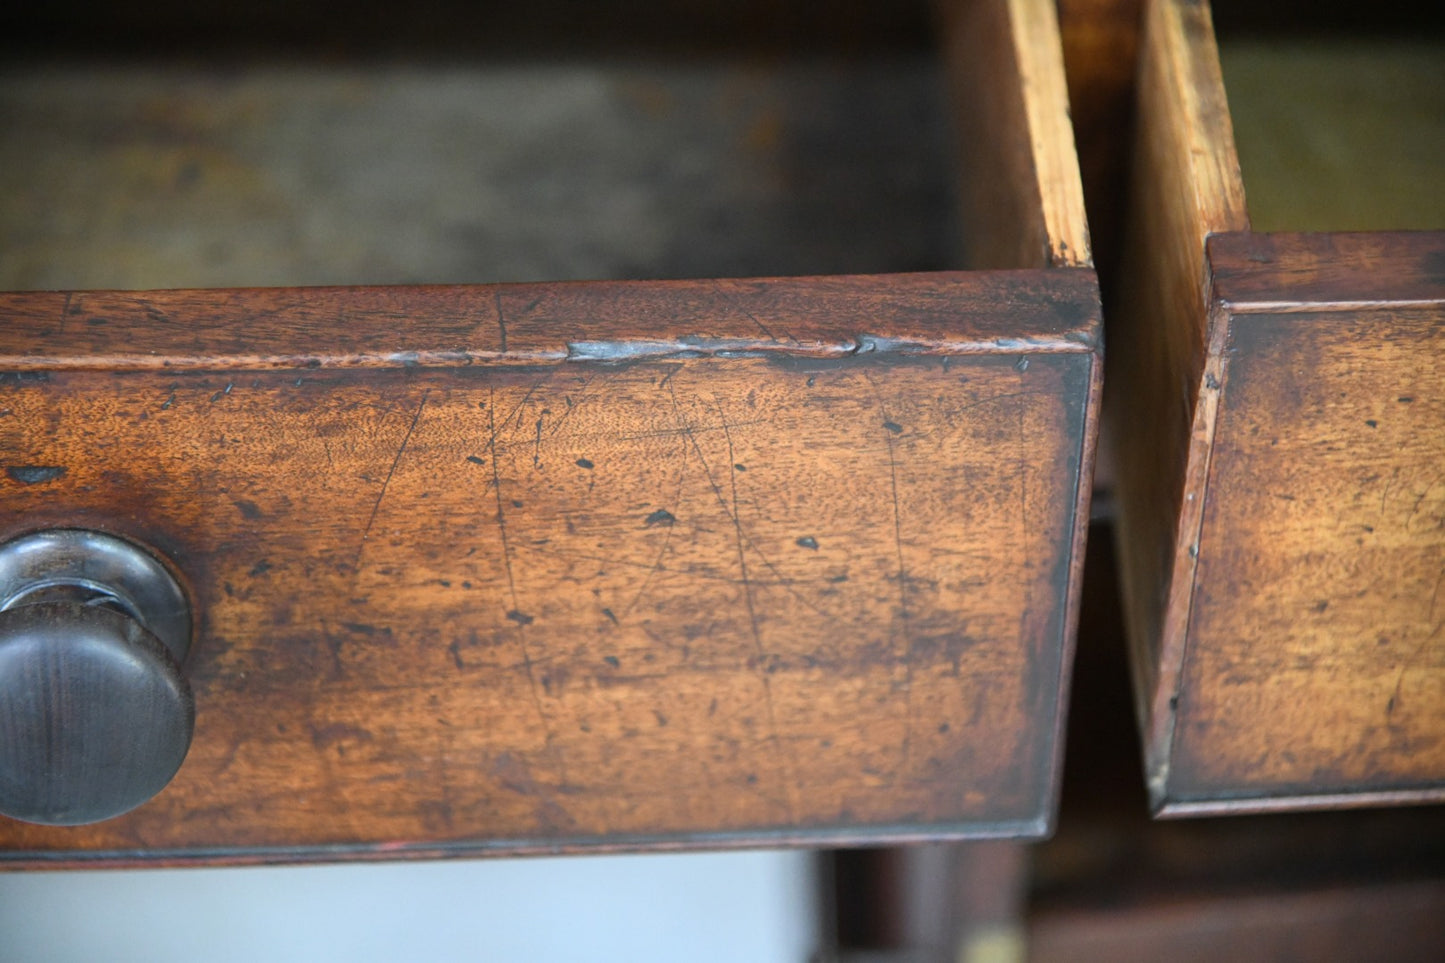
[2,1,1443,960]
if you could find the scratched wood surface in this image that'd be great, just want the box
[0,271,1101,864]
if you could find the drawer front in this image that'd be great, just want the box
[0,271,1100,864]
[1167,233,1445,809]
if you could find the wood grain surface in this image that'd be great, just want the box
[1161,232,1445,812]
[0,270,1101,864]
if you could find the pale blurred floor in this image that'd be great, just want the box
[0,849,817,963]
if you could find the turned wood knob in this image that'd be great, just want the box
[0,530,193,826]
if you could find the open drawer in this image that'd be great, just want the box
[1110,0,1444,814]
[0,0,1099,865]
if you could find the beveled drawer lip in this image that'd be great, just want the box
[1155,786,1445,820]
[0,814,1053,872]
[1206,231,1445,310]
[0,269,1102,373]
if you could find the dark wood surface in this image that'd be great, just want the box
[0,0,1102,863]
[1108,0,1444,813]
[827,519,1445,962]
[0,270,1101,865]
[1030,516,1445,961]
[1208,230,1445,305]
[1056,0,1143,283]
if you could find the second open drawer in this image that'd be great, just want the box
[1109,0,1444,815]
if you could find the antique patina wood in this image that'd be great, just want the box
[0,270,1101,865]
[1165,232,1445,812]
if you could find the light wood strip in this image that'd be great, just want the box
[1106,0,1247,789]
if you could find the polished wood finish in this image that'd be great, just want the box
[1,0,1101,863]
[1110,0,1445,813]
[0,270,1101,866]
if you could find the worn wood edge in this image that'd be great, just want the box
[1038,350,1106,836]
[1220,298,1445,315]
[938,0,1045,269]
[1109,0,1248,805]
[1008,0,1092,267]
[0,270,1101,372]
[1155,786,1445,819]
[1146,295,1233,808]
[1154,0,1248,238]
[1207,231,1445,310]
[0,816,1052,871]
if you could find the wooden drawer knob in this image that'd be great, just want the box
[0,530,193,826]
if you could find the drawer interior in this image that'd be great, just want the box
[0,0,1086,292]
[1213,7,1445,232]
[0,61,960,291]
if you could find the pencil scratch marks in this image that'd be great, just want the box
[494,288,508,353]
[674,390,798,822]
[355,389,429,573]
[711,279,779,342]
[619,435,689,623]
[863,372,914,772]
[488,385,561,773]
